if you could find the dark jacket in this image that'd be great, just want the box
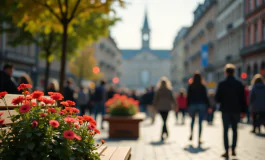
[130,94,139,101]
[187,84,209,108]
[146,91,155,105]
[63,86,74,101]
[0,71,18,94]
[250,83,265,112]
[107,90,115,100]
[215,76,246,113]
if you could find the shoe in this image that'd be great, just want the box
[251,129,256,133]
[232,149,236,156]
[165,132,169,138]
[221,152,229,158]
[189,135,193,141]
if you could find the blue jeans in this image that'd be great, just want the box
[189,104,206,137]
[94,102,105,125]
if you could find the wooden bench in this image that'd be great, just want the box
[0,94,131,160]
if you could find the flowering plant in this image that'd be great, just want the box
[105,94,139,116]
[0,84,103,160]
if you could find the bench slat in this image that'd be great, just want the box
[93,145,107,156]
[109,147,131,160]
[100,146,118,160]
[0,94,21,109]
[1,110,18,125]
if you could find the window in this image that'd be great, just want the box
[256,0,259,7]
[248,26,251,45]
[249,0,252,12]
[255,23,259,43]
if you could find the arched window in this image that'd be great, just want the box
[140,69,150,86]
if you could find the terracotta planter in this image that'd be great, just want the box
[103,113,145,138]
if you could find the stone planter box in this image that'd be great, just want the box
[103,113,145,139]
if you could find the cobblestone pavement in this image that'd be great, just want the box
[95,112,265,160]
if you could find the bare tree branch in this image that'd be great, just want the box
[58,0,65,18]
[69,0,81,21]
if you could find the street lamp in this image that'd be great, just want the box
[93,67,100,74]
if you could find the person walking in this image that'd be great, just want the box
[0,64,18,94]
[147,86,156,124]
[207,89,216,125]
[93,80,107,129]
[153,77,177,141]
[77,86,89,116]
[130,89,139,101]
[107,85,116,100]
[176,88,187,125]
[187,72,210,145]
[249,74,265,134]
[215,64,247,158]
[244,84,251,123]
[64,78,75,101]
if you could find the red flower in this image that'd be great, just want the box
[94,129,101,134]
[32,120,38,128]
[26,95,32,101]
[32,91,44,99]
[59,111,65,115]
[63,130,75,139]
[40,113,47,117]
[0,119,4,125]
[48,92,54,96]
[22,91,30,95]
[66,100,75,107]
[74,134,82,141]
[88,124,96,130]
[42,98,55,105]
[17,83,32,91]
[19,104,31,113]
[48,108,57,113]
[83,115,93,122]
[0,112,3,116]
[12,96,24,105]
[64,117,78,124]
[49,120,60,128]
[101,139,105,144]
[79,120,83,124]
[75,124,80,129]
[0,91,8,99]
[31,102,37,107]
[60,101,69,107]
[72,108,80,114]
[77,116,84,120]
[50,92,64,101]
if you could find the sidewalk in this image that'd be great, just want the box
[95,112,265,160]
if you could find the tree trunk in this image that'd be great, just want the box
[59,23,68,94]
[44,52,51,94]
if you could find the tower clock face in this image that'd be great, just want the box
[143,34,149,41]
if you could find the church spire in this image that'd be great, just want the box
[143,8,149,30]
[141,7,150,49]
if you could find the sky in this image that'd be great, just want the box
[111,0,204,50]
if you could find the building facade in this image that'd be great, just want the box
[215,0,244,82]
[240,0,265,82]
[94,36,122,83]
[121,11,171,90]
[171,27,189,91]
[184,0,217,84]
[0,26,38,86]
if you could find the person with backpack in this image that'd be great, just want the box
[93,80,107,129]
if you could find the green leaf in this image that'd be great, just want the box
[26,133,32,138]
[28,142,35,150]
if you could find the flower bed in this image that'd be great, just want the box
[105,94,139,116]
[0,84,103,160]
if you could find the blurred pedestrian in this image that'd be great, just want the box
[176,88,187,125]
[0,64,18,94]
[207,90,216,125]
[77,86,89,116]
[147,86,156,124]
[45,80,59,95]
[64,78,75,101]
[107,85,116,100]
[93,80,107,129]
[215,64,247,158]
[139,88,149,115]
[244,84,250,123]
[250,74,265,134]
[130,89,139,100]
[153,77,177,141]
[187,72,210,145]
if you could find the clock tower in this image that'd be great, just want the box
[141,9,150,49]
